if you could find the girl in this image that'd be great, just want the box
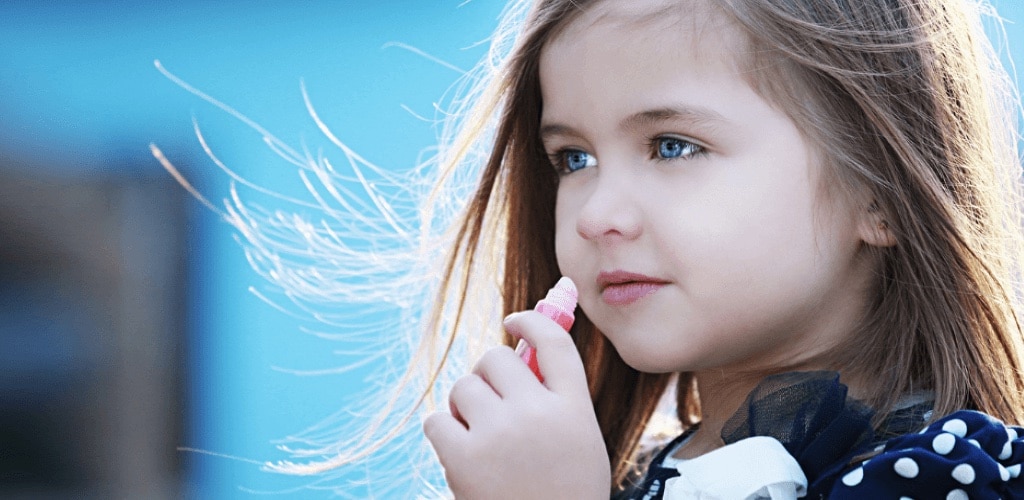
[415,0,1024,498]
[161,0,1024,497]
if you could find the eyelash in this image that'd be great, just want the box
[547,149,593,175]
[646,136,707,162]
[547,136,707,174]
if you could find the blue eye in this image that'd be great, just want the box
[552,149,597,173]
[655,137,703,160]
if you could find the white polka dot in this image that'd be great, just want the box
[900,497,915,500]
[946,489,968,500]
[933,433,956,455]
[1000,440,1013,461]
[875,443,886,452]
[943,419,968,438]
[894,457,920,478]
[1010,428,1020,441]
[968,439,981,448]
[1009,464,1021,478]
[999,464,1010,482]
[842,466,864,487]
[952,463,976,485]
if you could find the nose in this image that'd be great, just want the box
[575,168,643,243]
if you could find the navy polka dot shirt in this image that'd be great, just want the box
[831,410,1023,499]
[614,372,1024,499]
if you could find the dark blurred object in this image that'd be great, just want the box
[0,162,186,498]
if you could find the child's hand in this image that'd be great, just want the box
[423,310,610,499]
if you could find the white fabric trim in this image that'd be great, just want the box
[663,436,807,499]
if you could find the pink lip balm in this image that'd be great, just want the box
[516,277,577,382]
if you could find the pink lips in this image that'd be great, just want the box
[597,270,668,306]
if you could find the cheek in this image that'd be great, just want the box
[553,192,578,272]
[661,184,820,292]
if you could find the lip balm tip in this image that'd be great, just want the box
[555,276,577,298]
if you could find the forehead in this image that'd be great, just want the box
[545,0,748,62]
[538,0,757,131]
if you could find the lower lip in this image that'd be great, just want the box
[601,282,665,306]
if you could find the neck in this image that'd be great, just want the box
[674,370,764,458]
[674,368,869,459]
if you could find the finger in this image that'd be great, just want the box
[447,373,501,428]
[503,310,588,396]
[471,345,538,398]
[423,411,467,467]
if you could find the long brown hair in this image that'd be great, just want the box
[716,0,1024,421]
[423,0,680,490]
[419,0,1024,491]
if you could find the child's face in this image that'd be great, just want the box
[541,0,878,374]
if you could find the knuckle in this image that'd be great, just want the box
[480,345,514,366]
[422,413,441,439]
[477,348,499,368]
[518,398,550,421]
[449,373,483,399]
[549,330,576,349]
[448,376,471,399]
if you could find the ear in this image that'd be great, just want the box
[858,200,897,247]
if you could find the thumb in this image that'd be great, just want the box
[503,310,588,396]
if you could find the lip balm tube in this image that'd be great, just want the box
[515,277,577,382]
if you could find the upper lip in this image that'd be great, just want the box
[596,270,669,290]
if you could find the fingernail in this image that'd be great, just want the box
[514,338,528,355]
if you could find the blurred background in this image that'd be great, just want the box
[0,1,503,498]
[0,1,1022,498]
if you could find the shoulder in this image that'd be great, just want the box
[829,410,1024,499]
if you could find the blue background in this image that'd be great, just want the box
[0,1,1021,498]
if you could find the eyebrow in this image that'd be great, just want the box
[539,105,729,141]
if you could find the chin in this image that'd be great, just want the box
[612,345,682,374]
